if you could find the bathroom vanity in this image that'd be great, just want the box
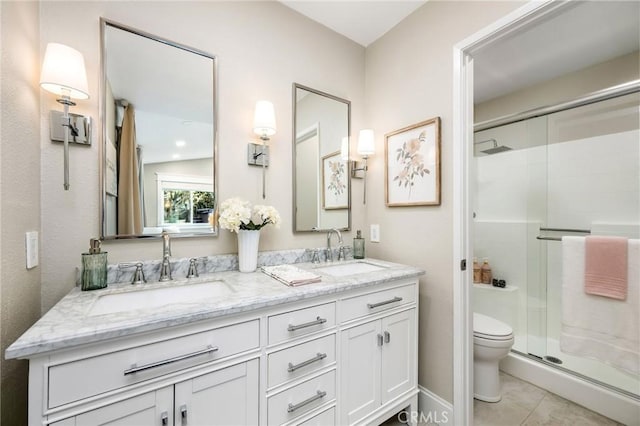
[6,259,423,426]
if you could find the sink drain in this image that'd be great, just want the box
[544,355,563,365]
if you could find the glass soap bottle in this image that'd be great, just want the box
[81,239,108,291]
[353,230,365,259]
[473,258,481,283]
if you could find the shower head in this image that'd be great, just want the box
[475,138,513,155]
[481,145,512,154]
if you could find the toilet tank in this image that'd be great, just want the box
[473,284,519,339]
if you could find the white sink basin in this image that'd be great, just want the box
[314,261,387,277]
[88,281,234,316]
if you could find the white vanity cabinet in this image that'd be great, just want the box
[36,319,260,426]
[51,359,259,426]
[14,266,421,426]
[340,283,418,425]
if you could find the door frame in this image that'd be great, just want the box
[451,1,568,423]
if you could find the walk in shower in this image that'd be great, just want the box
[472,84,640,401]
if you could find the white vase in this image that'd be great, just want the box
[237,229,261,272]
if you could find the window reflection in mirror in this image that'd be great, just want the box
[101,19,217,239]
[293,84,350,232]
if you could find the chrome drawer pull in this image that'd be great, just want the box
[287,390,327,413]
[161,411,169,426]
[287,352,327,372]
[124,345,218,376]
[288,316,327,332]
[367,296,402,309]
[377,334,384,347]
[384,331,391,343]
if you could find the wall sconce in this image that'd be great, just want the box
[40,43,90,191]
[247,100,276,199]
[351,129,375,204]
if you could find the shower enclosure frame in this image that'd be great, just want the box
[452,1,639,425]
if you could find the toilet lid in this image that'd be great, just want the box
[473,313,513,339]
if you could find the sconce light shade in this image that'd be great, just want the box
[253,100,276,138]
[357,129,375,156]
[341,136,349,160]
[40,43,89,100]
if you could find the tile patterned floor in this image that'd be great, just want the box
[473,372,622,426]
[381,372,621,425]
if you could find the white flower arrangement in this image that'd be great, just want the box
[216,198,281,233]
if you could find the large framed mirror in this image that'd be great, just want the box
[293,84,351,232]
[100,19,218,239]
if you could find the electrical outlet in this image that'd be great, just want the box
[370,224,380,243]
[25,231,39,269]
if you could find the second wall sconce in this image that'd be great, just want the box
[40,42,90,191]
[248,100,276,199]
[351,129,375,204]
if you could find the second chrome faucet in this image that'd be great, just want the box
[326,228,346,262]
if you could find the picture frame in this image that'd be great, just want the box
[322,150,348,210]
[385,117,441,206]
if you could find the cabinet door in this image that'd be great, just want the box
[70,386,173,426]
[340,320,381,425]
[174,359,259,426]
[380,310,416,404]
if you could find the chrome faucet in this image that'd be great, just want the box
[159,231,172,281]
[326,228,344,262]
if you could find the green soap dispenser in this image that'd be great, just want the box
[81,239,108,291]
[353,230,365,259]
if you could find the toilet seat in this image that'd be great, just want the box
[473,313,513,341]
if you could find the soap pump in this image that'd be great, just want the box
[81,238,108,291]
[353,230,365,259]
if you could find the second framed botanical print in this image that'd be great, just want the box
[385,117,441,206]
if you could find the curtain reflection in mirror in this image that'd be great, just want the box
[117,105,143,235]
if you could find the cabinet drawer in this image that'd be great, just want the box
[268,370,336,425]
[268,303,335,345]
[341,284,415,323]
[298,406,335,426]
[268,334,336,388]
[48,320,259,408]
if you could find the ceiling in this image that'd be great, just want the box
[281,1,639,103]
[473,1,640,103]
[280,1,427,47]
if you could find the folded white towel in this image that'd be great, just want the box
[561,237,639,376]
[261,265,321,287]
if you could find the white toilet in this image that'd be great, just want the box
[473,312,514,402]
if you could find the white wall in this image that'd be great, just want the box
[364,0,523,403]
[39,1,366,312]
[0,1,42,424]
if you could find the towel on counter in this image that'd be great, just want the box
[261,265,322,287]
[585,236,628,300]
[561,237,639,376]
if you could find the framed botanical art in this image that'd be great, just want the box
[385,117,441,206]
[322,150,348,210]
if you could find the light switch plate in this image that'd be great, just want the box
[25,231,38,269]
[370,224,380,243]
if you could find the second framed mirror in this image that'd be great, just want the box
[292,84,351,232]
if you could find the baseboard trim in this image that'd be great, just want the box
[417,386,453,425]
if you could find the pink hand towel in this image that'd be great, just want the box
[585,236,628,300]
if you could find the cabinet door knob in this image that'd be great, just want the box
[377,333,384,347]
[384,331,391,343]
[181,404,188,425]
[160,411,169,426]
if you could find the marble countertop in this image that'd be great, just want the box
[6,258,423,359]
